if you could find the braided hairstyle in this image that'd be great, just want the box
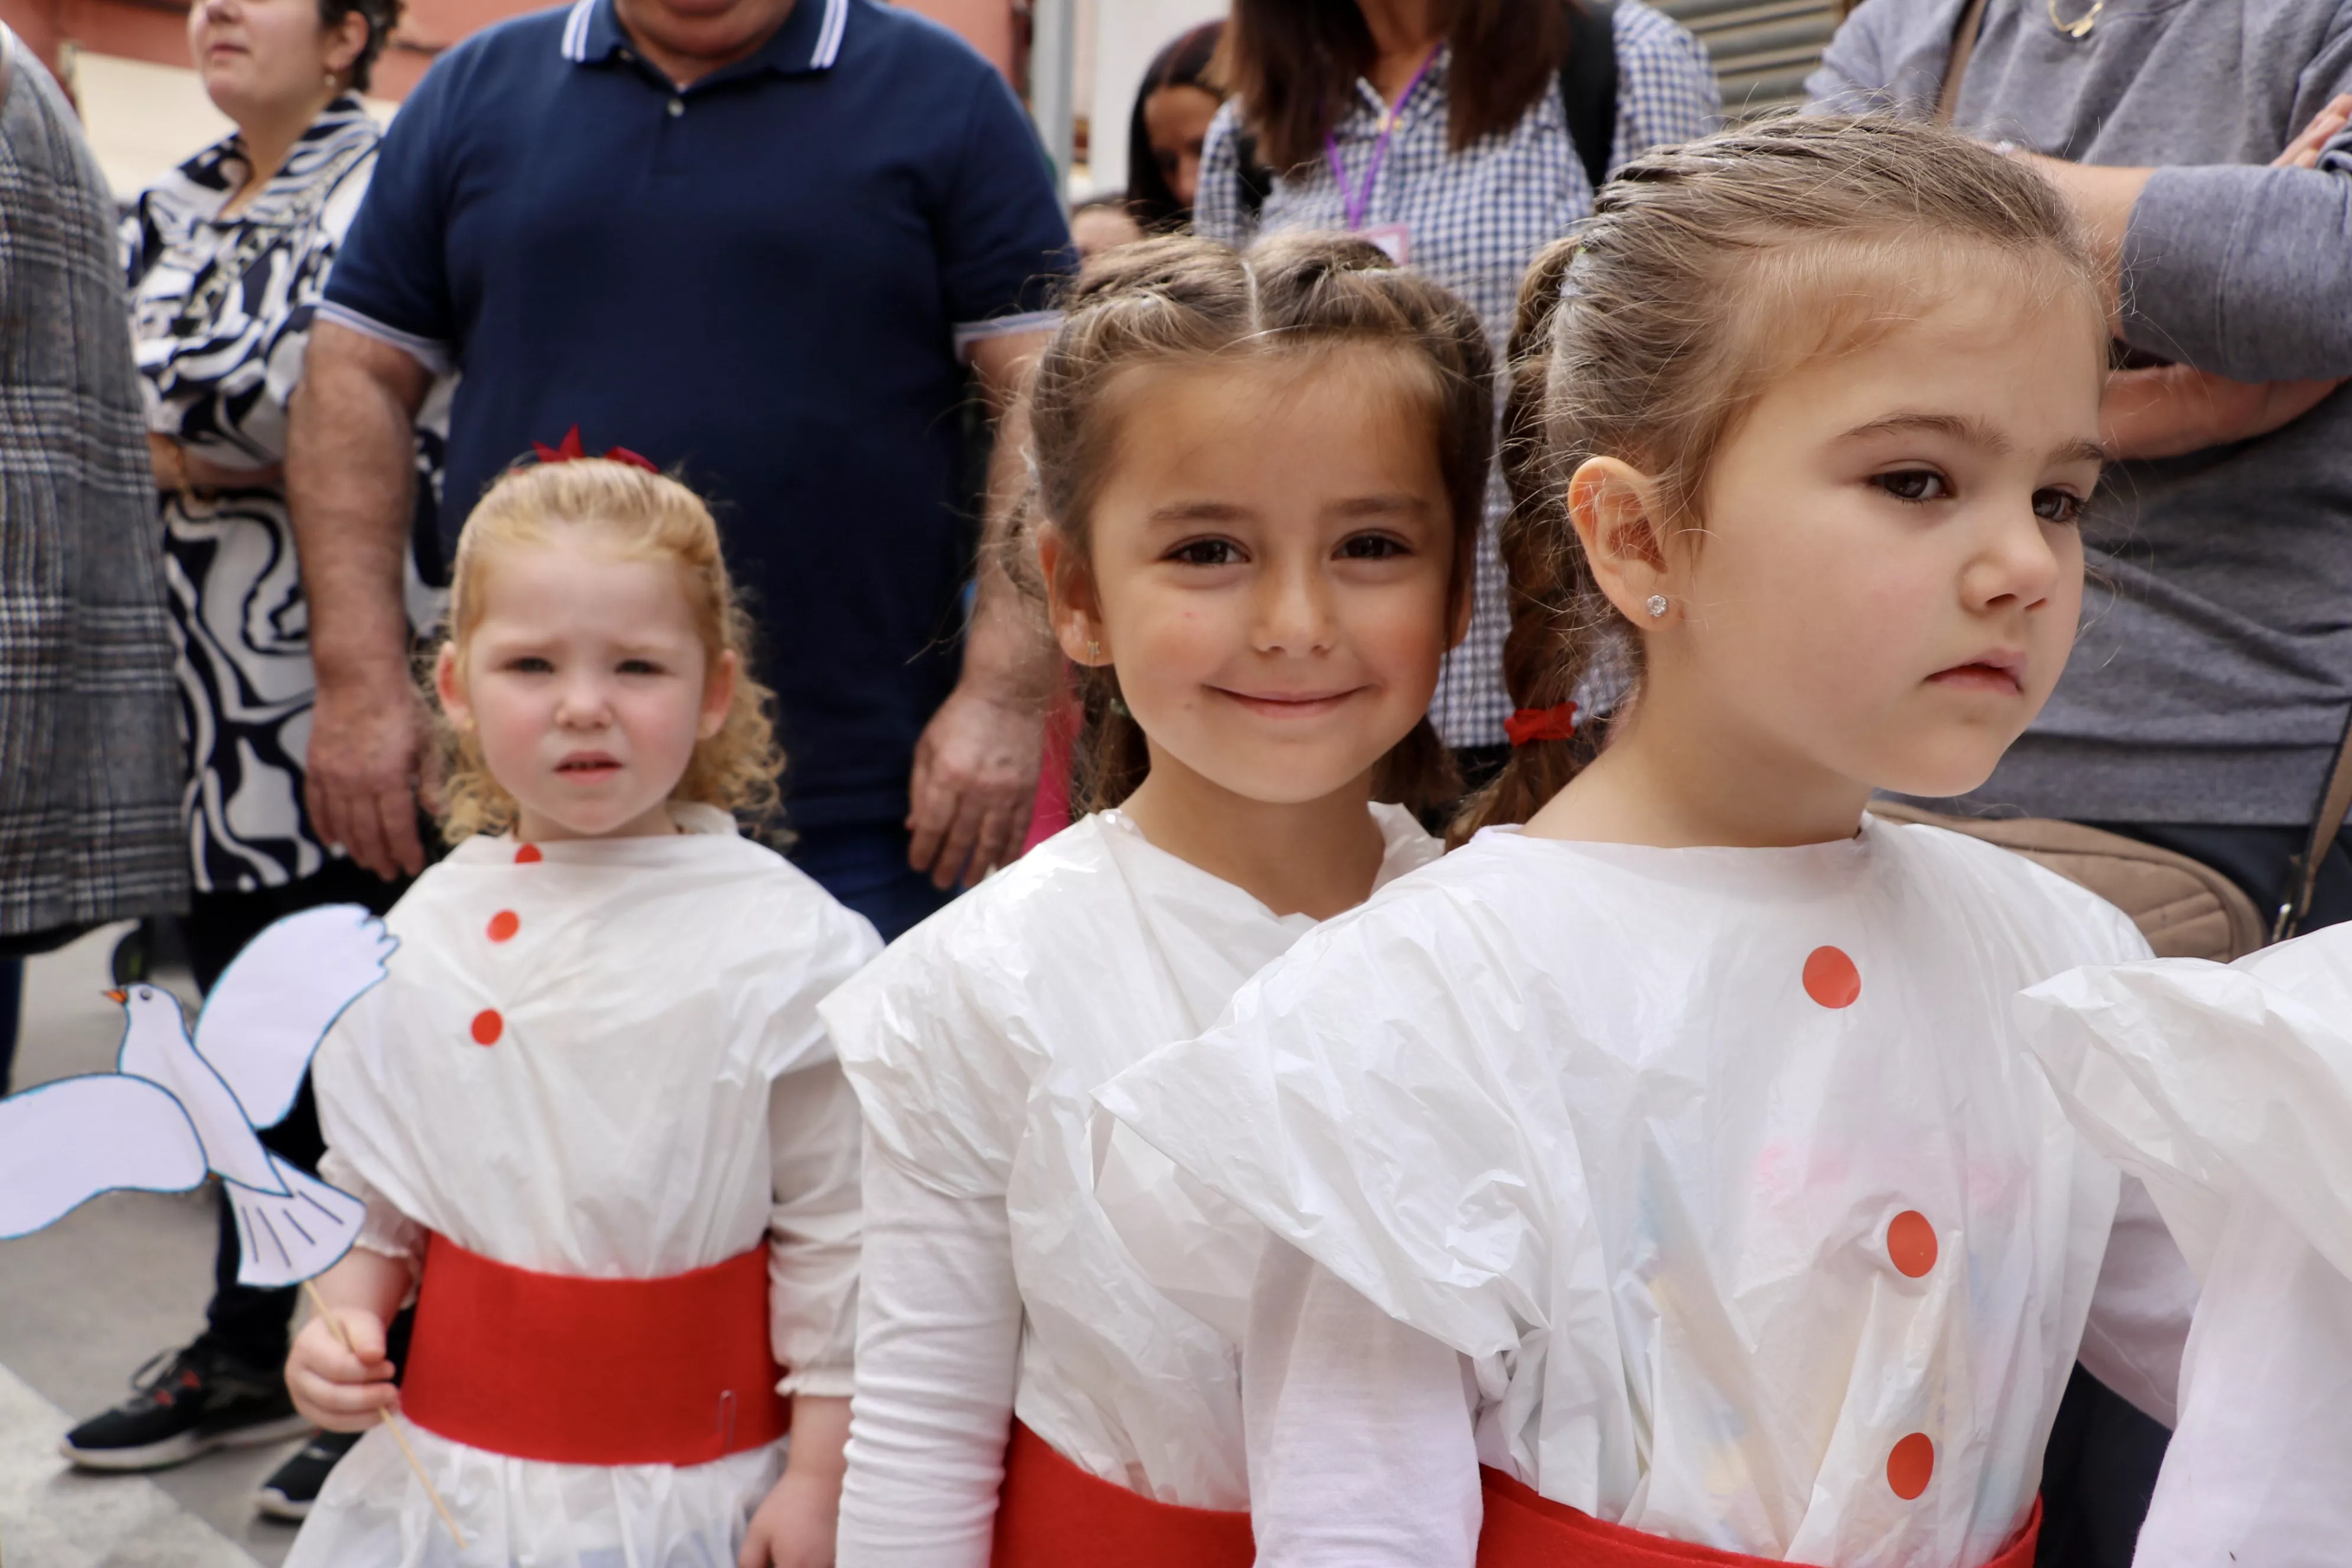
[1020,230,1495,818]
[1456,113,2103,838]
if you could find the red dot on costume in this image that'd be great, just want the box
[514,844,542,864]
[470,1009,503,1046]
[1887,1210,1938,1278]
[1887,1433,1935,1500]
[486,910,520,943]
[1802,945,1861,1008]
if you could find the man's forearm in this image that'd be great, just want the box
[962,334,1060,704]
[288,322,429,690]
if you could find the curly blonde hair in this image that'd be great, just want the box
[430,459,784,841]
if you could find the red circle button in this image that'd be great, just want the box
[1887,1433,1935,1500]
[1803,946,1861,1008]
[1887,1210,1938,1278]
[486,910,520,943]
[470,1009,504,1046]
[514,844,542,864]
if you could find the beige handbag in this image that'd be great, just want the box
[1869,720,2352,961]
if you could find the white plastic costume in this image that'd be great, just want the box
[296,803,880,1568]
[2020,922,2352,1568]
[824,805,1439,1566]
[1097,818,2194,1568]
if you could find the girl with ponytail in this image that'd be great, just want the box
[1099,115,2202,1568]
[824,231,1491,1566]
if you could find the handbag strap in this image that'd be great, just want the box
[2275,705,2352,942]
[1557,0,1619,195]
[1936,0,1991,125]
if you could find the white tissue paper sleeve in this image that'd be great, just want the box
[2018,923,2352,1565]
[316,1146,424,1262]
[740,896,881,1083]
[2018,928,2352,1282]
[822,922,1037,1203]
[767,1060,864,1397]
[1095,880,1566,1368]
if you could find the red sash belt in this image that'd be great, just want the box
[400,1232,790,1466]
[1478,1468,2041,1568]
[991,1420,1253,1567]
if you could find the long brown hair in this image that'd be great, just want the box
[1458,114,2105,840]
[1021,230,1494,818]
[1220,0,1575,171]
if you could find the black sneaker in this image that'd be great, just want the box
[253,1428,361,1521]
[60,1344,312,1472]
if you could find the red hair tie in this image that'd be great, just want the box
[1503,701,1579,746]
[531,425,660,474]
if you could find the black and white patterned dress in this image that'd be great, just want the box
[124,97,446,895]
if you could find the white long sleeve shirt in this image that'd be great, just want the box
[825,805,1439,1567]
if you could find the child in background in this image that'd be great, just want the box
[283,458,879,1568]
[1097,117,2195,1567]
[824,233,1490,1566]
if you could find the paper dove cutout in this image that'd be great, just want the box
[0,904,396,1287]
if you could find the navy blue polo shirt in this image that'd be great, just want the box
[322,0,1073,827]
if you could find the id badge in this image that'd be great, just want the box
[1359,222,1411,264]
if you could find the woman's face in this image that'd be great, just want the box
[1045,351,1460,809]
[1144,84,1222,211]
[190,0,365,126]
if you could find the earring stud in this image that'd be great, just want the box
[1086,639,1102,661]
[1645,594,1668,619]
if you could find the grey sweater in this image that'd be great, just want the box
[1809,0,2352,827]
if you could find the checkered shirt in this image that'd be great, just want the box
[1196,1,1719,746]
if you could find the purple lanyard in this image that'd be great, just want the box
[1323,45,1440,232]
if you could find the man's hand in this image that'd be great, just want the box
[905,327,1060,890]
[306,675,433,880]
[287,321,434,880]
[2279,93,2352,169]
[2031,93,2350,462]
[2102,362,2343,461]
[906,681,1046,890]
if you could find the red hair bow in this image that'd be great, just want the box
[1503,701,1579,746]
[531,425,659,474]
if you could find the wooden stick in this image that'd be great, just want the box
[301,1278,468,1550]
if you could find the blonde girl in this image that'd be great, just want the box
[285,459,879,1568]
[821,233,1490,1567]
[1097,116,2199,1568]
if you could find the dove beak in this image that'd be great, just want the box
[103,989,127,1003]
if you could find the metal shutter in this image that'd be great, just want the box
[1654,0,1846,119]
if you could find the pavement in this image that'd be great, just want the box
[1,925,295,1568]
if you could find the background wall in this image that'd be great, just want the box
[1083,0,1220,195]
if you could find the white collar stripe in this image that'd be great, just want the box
[560,0,594,61]
[810,0,847,68]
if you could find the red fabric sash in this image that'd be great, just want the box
[991,1420,1253,1567]
[399,1231,789,1466]
[1478,1468,2042,1568]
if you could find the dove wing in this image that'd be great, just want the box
[192,904,398,1129]
[0,1076,208,1237]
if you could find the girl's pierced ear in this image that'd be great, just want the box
[1646,594,1669,619]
